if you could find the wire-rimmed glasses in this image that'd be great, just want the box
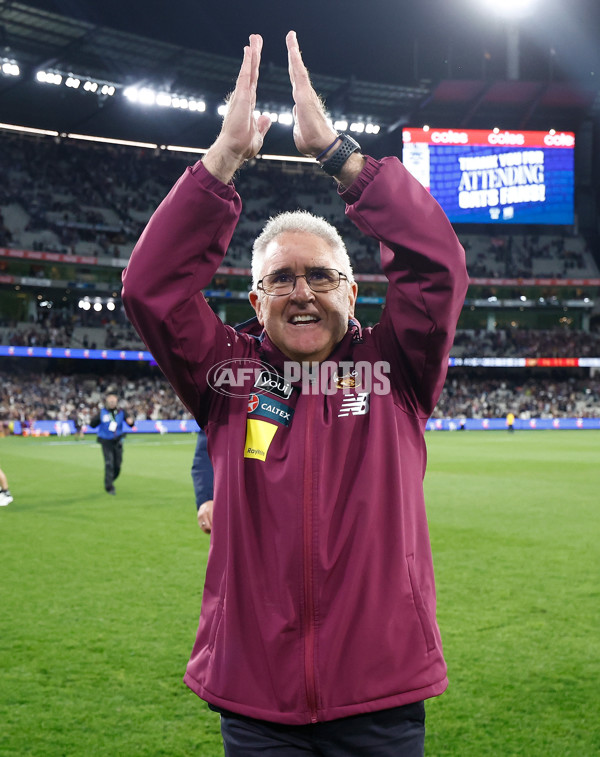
[257,268,348,296]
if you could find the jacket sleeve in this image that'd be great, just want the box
[121,162,245,426]
[191,429,214,509]
[342,156,469,417]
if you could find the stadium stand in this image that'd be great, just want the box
[3,317,600,359]
[460,233,598,279]
[1,131,600,429]
[433,373,600,419]
[3,132,597,279]
[2,367,599,427]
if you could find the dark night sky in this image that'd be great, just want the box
[12,0,600,87]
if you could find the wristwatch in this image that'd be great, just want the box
[320,133,361,176]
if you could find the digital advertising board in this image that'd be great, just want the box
[402,128,575,225]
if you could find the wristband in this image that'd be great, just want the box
[320,133,361,176]
[315,136,341,162]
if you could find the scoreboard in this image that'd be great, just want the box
[402,127,575,225]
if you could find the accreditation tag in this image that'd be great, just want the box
[243,419,277,461]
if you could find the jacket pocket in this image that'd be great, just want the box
[207,599,224,653]
[406,554,437,652]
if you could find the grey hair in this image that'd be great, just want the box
[251,210,354,291]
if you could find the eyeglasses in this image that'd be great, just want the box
[257,268,348,297]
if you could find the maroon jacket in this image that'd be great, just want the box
[122,156,468,725]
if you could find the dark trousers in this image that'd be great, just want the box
[99,438,123,491]
[220,702,425,757]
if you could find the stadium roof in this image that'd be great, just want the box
[0,0,598,153]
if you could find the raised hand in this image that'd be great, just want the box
[286,30,338,158]
[203,34,272,183]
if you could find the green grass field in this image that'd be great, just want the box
[1,431,599,756]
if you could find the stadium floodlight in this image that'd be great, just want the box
[100,85,115,96]
[350,122,365,133]
[475,0,538,19]
[123,86,140,102]
[188,99,206,112]
[1,60,20,77]
[67,133,157,149]
[125,86,205,112]
[65,77,80,89]
[165,144,208,155]
[365,123,380,134]
[278,112,294,126]
[0,122,59,137]
[156,92,172,107]
[138,88,156,105]
[333,119,348,131]
[36,71,62,86]
[475,0,539,78]
[260,153,316,163]
[217,104,228,116]
[106,300,116,311]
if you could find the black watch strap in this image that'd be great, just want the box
[320,134,361,176]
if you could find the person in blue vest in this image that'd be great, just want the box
[89,389,134,495]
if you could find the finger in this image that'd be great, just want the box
[256,113,272,139]
[286,30,311,91]
[224,45,250,117]
[199,519,210,533]
[286,30,303,88]
[249,34,263,94]
[235,44,252,89]
[286,30,297,85]
[229,35,261,117]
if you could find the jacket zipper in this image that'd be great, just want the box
[303,393,318,723]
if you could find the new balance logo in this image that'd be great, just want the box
[338,393,370,417]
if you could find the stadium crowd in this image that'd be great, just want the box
[1,132,597,278]
[2,132,600,429]
[451,328,600,357]
[0,369,192,428]
[1,368,598,426]
[463,233,595,279]
[432,374,600,419]
[0,308,143,350]
[3,312,600,358]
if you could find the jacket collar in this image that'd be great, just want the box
[255,318,363,379]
